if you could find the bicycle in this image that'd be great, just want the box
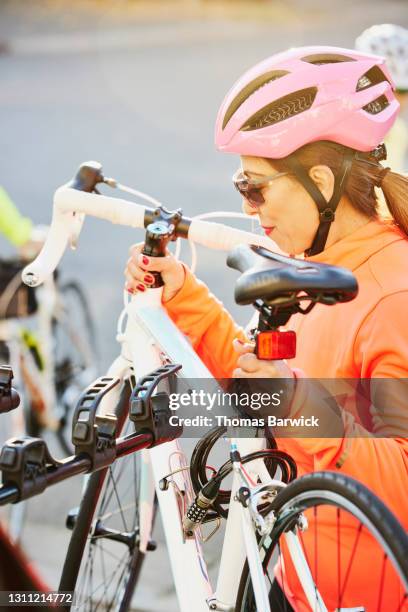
[19,161,408,611]
[0,371,52,600]
[0,254,99,541]
[0,256,99,455]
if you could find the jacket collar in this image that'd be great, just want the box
[306,219,405,271]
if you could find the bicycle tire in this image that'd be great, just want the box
[59,380,156,611]
[53,280,99,455]
[235,471,408,612]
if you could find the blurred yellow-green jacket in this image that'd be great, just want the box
[0,186,32,247]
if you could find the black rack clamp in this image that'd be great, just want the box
[129,364,183,447]
[0,437,62,501]
[0,365,20,414]
[72,376,120,472]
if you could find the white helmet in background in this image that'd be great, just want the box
[356,24,408,91]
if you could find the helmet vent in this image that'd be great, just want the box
[356,66,391,91]
[240,87,317,131]
[362,95,390,115]
[301,53,355,65]
[222,70,289,130]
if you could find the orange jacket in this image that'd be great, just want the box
[165,219,408,611]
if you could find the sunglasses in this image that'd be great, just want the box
[232,170,290,208]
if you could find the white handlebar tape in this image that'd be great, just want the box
[189,219,279,252]
[22,206,72,287]
[22,187,147,286]
[55,187,146,228]
[22,186,280,287]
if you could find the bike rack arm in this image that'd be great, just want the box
[0,366,184,506]
[129,363,183,446]
[0,365,20,414]
[71,376,120,472]
[0,430,153,506]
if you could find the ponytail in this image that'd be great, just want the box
[380,171,408,236]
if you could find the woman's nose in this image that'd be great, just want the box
[241,198,258,216]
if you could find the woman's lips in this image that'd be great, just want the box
[262,226,275,235]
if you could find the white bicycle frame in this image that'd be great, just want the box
[22,179,323,612]
[0,274,60,432]
[0,272,96,433]
[95,288,284,612]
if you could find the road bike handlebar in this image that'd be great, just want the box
[22,166,274,287]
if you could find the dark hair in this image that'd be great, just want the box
[270,141,408,237]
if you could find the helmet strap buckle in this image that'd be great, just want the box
[320,208,335,223]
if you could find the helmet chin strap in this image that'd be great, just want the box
[285,150,355,256]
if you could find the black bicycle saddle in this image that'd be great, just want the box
[227,244,358,307]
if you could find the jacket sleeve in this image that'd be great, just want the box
[0,187,32,247]
[164,266,248,378]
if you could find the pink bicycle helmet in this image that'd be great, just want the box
[215,46,399,255]
[215,45,397,157]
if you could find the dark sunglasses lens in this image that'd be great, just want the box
[234,177,265,206]
[247,188,264,205]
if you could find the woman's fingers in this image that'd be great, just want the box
[124,271,147,293]
[232,338,255,354]
[135,252,175,273]
[237,352,260,373]
[125,259,155,284]
[232,367,260,378]
[125,242,186,301]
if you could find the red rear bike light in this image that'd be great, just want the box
[255,330,296,360]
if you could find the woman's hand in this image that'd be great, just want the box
[232,338,296,417]
[124,243,185,302]
[232,338,295,379]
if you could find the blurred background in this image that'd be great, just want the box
[0,1,407,610]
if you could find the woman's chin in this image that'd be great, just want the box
[264,231,285,251]
[266,234,302,257]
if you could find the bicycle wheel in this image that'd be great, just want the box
[59,381,157,611]
[53,280,99,454]
[236,471,408,612]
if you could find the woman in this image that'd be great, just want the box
[125,47,408,610]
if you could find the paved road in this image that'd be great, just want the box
[0,1,407,610]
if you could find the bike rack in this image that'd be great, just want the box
[71,376,120,471]
[129,363,183,446]
[0,437,62,501]
[0,365,20,414]
[0,367,184,506]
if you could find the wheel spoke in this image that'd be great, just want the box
[106,556,131,611]
[396,592,407,612]
[79,546,129,610]
[110,474,129,533]
[337,507,341,610]
[339,522,363,601]
[97,502,138,523]
[133,454,139,526]
[314,505,318,592]
[277,540,289,612]
[377,552,387,612]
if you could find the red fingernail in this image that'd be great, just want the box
[142,256,149,265]
[144,274,154,284]
[127,287,135,294]
[137,283,146,292]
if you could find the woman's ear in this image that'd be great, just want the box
[309,165,335,201]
